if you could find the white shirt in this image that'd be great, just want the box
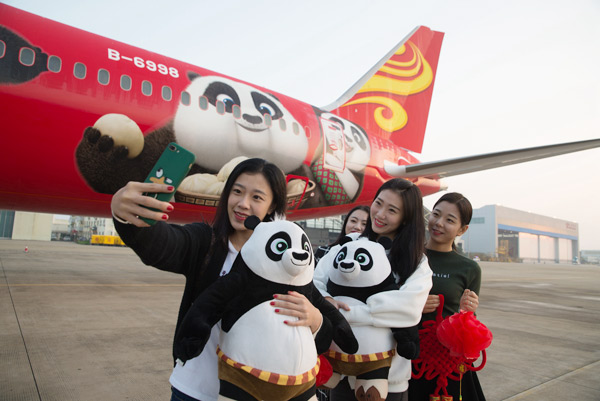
[169,241,239,401]
[313,236,433,393]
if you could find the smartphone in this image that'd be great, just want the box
[141,142,196,225]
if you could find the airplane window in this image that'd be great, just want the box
[74,62,86,79]
[199,96,208,110]
[305,126,311,138]
[120,75,132,91]
[216,100,225,115]
[181,91,190,105]
[142,80,152,96]
[263,113,272,127]
[279,118,287,131]
[0,41,5,58]
[48,56,61,72]
[232,104,241,119]
[98,69,110,85]
[19,47,35,66]
[293,122,300,135]
[162,86,172,101]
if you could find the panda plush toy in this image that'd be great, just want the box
[320,236,419,401]
[174,216,358,401]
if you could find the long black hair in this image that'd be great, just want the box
[211,158,287,253]
[362,178,425,285]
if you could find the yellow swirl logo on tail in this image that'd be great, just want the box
[344,41,434,133]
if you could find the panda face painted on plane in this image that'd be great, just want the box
[319,112,371,173]
[174,75,308,173]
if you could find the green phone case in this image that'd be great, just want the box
[141,143,196,225]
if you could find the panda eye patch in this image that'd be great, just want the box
[301,234,311,253]
[265,231,292,261]
[355,247,374,271]
[252,92,283,120]
[333,246,348,269]
[217,94,237,112]
[272,239,288,254]
[203,82,240,113]
[351,126,367,151]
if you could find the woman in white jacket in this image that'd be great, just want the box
[314,178,433,401]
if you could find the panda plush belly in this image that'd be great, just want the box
[328,296,394,356]
[220,301,316,375]
[320,236,399,401]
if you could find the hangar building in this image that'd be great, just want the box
[460,205,578,263]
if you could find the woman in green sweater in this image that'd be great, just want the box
[409,192,486,401]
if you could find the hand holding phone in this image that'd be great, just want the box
[141,143,196,225]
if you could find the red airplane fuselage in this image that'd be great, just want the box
[0,4,444,222]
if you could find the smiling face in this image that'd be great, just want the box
[369,189,404,239]
[227,172,274,243]
[174,76,308,173]
[427,201,468,251]
[345,209,369,235]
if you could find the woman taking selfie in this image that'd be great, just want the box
[314,178,433,401]
[111,158,324,401]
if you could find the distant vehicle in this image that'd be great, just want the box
[91,235,126,246]
[473,256,481,262]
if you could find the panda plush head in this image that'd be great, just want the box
[329,236,392,287]
[242,216,314,286]
[173,75,309,174]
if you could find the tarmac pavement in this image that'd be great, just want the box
[1,239,599,401]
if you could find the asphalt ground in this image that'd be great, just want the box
[1,240,599,401]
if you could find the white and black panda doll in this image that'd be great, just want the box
[174,216,358,401]
[321,236,419,401]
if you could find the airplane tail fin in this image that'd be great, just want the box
[323,26,444,154]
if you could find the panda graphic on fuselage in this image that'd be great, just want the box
[174,217,358,401]
[310,110,371,206]
[175,75,308,174]
[322,235,399,401]
[0,26,48,84]
[75,74,309,195]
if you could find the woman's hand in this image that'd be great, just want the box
[325,296,351,312]
[111,181,175,227]
[422,294,440,314]
[271,291,323,333]
[460,289,479,312]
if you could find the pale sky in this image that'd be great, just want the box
[6,0,600,249]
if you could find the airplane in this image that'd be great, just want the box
[1,3,599,224]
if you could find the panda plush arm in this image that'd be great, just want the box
[308,283,359,355]
[313,244,341,297]
[337,255,433,328]
[173,258,249,364]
